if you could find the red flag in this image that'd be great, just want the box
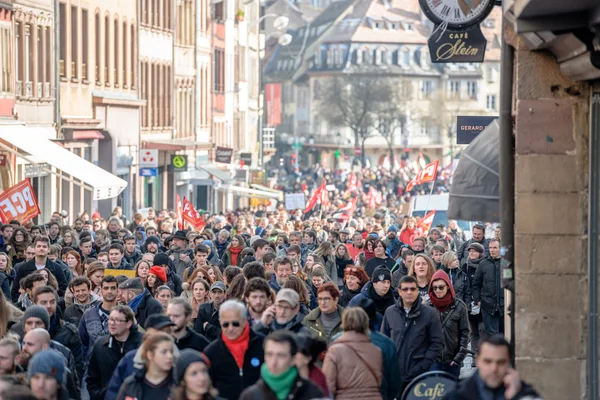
[304,182,326,214]
[0,179,41,224]
[343,173,360,198]
[336,197,358,223]
[417,210,436,232]
[176,194,184,230]
[182,197,206,231]
[406,160,439,192]
[366,187,382,209]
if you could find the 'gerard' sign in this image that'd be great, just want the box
[457,115,497,144]
[428,26,487,63]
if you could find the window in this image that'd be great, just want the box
[131,24,136,88]
[402,48,410,66]
[122,21,127,87]
[467,81,477,99]
[421,120,430,135]
[104,15,109,85]
[420,80,433,99]
[59,3,66,77]
[213,48,224,92]
[1,25,12,93]
[82,9,88,82]
[355,49,362,64]
[487,64,498,82]
[95,13,100,82]
[113,18,119,86]
[486,94,497,110]
[71,5,78,79]
[447,80,460,99]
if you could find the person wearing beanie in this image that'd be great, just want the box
[384,225,403,259]
[152,255,183,296]
[22,305,50,331]
[202,240,222,268]
[143,235,161,254]
[27,349,69,400]
[172,349,223,400]
[240,331,324,400]
[428,270,469,379]
[338,266,370,307]
[348,266,396,317]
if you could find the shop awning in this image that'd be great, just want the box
[448,120,500,222]
[142,138,214,151]
[197,164,233,183]
[250,184,284,201]
[73,130,104,140]
[217,184,281,200]
[0,125,127,200]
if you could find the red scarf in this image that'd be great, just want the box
[222,322,250,368]
[229,246,243,266]
[364,249,375,261]
[428,270,455,312]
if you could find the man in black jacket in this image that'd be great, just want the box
[11,236,67,302]
[118,277,163,329]
[472,239,504,336]
[240,331,324,400]
[194,281,226,341]
[457,224,490,266]
[204,299,265,400]
[381,275,443,391]
[86,305,143,400]
[443,335,541,400]
[167,298,210,351]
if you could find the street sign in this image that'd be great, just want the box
[25,163,50,178]
[354,147,362,156]
[140,168,158,177]
[170,155,188,172]
[140,149,158,168]
[291,142,303,150]
[215,147,233,164]
[457,115,497,144]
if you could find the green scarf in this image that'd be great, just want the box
[260,364,298,400]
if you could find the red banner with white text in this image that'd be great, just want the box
[182,197,206,231]
[0,179,41,224]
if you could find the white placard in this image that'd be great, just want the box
[139,149,158,168]
[285,193,306,210]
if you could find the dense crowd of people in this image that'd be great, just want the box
[0,203,540,400]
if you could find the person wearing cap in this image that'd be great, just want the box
[457,223,490,266]
[153,253,183,296]
[204,300,265,400]
[167,298,210,352]
[384,225,403,259]
[348,266,396,318]
[212,216,228,233]
[254,288,310,336]
[303,282,344,344]
[473,238,504,337]
[167,230,194,277]
[87,305,143,400]
[193,281,227,342]
[27,349,69,400]
[172,349,223,400]
[118,277,163,329]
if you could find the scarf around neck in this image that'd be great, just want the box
[261,364,298,400]
[222,322,250,369]
[229,246,243,266]
[128,290,146,312]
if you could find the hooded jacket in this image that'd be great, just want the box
[64,292,102,326]
[381,296,444,383]
[348,281,396,316]
[428,270,470,365]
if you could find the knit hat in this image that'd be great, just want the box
[371,266,392,283]
[153,253,171,267]
[249,235,262,246]
[467,242,485,254]
[27,349,66,384]
[214,216,226,224]
[145,236,160,247]
[23,305,50,330]
[175,349,210,383]
[149,266,167,283]
[387,225,398,233]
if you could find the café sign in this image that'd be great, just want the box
[428,26,487,63]
[401,371,457,400]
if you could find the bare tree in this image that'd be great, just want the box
[318,75,395,166]
[374,91,410,169]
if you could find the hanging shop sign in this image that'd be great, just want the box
[428,26,487,63]
[457,115,497,144]
[170,155,188,172]
[215,147,234,164]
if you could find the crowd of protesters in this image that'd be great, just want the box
[0,193,541,400]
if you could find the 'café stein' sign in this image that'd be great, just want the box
[428,25,487,63]
[402,371,458,400]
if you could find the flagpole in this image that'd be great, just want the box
[422,180,436,221]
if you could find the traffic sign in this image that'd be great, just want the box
[140,149,158,168]
[171,155,188,172]
[354,147,362,156]
[140,168,158,177]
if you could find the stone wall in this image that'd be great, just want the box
[511,29,590,399]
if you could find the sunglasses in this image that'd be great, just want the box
[432,285,447,291]
[400,287,417,292]
[221,321,241,328]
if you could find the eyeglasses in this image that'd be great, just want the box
[432,285,447,291]
[275,304,293,311]
[317,297,333,303]
[108,318,127,324]
[400,287,418,292]
[221,321,241,328]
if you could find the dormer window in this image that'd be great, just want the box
[356,49,363,64]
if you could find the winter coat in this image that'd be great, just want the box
[124,249,142,266]
[381,297,444,384]
[391,262,409,289]
[302,305,344,344]
[105,348,139,400]
[442,266,472,307]
[215,239,229,259]
[134,289,164,328]
[204,329,265,400]
[463,256,482,287]
[268,273,282,293]
[254,311,311,336]
[48,315,85,385]
[457,238,490,266]
[173,327,210,352]
[323,331,383,400]
[78,303,110,360]
[448,228,467,250]
[0,269,15,300]
[167,248,194,277]
[166,268,183,296]
[86,327,143,400]
[384,237,403,260]
[338,285,362,307]
[348,282,396,317]
[193,301,221,342]
[64,293,102,326]
[322,255,340,287]
[431,299,470,365]
[11,258,68,302]
[240,374,325,400]
[335,257,354,280]
[443,371,542,400]
[472,256,504,315]
[365,256,396,278]
[48,341,81,400]
[109,258,132,270]
[116,367,177,400]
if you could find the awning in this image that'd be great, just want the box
[73,130,104,140]
[250,184,284,201]
[197,164,233,182]
[0,125,127,200]
[217,184,281,200]
[142,138,214,151]
[448,120,500,222]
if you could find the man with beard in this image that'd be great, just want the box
[167,298,210,351]
[73,218,85,236]
[193,281,227,341]
[457,224,490,265]
[268,257,293,293]
[79,275,118,360]
[142,235,160,254]
[244,278,270,324]
[254,289,309,335]
[46,223,60,245]
[64,276,102,326]
[348,266,396,317]
[0,338,21,375]
[94,229,111,253]
[346,232,364,261]
[384,226,403,259]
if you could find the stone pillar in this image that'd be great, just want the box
[512,32,590,399]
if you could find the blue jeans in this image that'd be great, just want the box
[431,362,461,379]
[482,310,504,336]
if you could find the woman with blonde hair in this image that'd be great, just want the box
[0,252,15,300]
[205,265,224,283]
[408,254,437,305]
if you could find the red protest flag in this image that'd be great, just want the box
[182,197,206,231]
[417,209,436,233]
[0,179,41,224]
[405,160,439,192]
[304,182,325,214]
[176,194,184,230]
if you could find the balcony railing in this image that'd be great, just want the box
[71,61,76,78]
[36,82,42,97]
[43,82,50,98]
[59,60,65,77]
[25,82,32,97]
[15,81,22,96]
[82,63,87,81]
